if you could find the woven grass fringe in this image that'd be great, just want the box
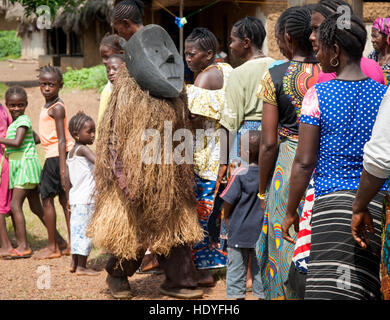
[87,65,203,260]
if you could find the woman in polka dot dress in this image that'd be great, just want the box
[282,13,388,300]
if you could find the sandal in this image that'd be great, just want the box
[5,248,33,259]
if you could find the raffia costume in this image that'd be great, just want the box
[87,25,203,291]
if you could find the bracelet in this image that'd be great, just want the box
[257,193,266,200]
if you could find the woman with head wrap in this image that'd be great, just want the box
[368,17,390,85]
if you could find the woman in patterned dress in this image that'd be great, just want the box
[255,5,320,299]
[184,27,232,286]
[283,13,388,300]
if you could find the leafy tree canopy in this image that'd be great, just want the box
[7,0,85,17]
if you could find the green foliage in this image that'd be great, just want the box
[63,64,108,92]
[7,0,84,17]
[0,30,21,59]
[0,82,8,99]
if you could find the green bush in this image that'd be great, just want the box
[0,30,21,59]
[63,64,108,92]
[0,82,8,99]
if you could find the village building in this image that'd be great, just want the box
[0,0,389,70]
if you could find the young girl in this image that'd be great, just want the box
[67,112,99,276]
[97,54,124,126]
[0,86,66,258]
[34,66,74,260]
[98,34,124,129]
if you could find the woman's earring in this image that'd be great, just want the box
[330,57,339,67]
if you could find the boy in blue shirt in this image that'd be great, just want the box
[220,130,265,299]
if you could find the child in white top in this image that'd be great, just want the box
[67,112,99,276]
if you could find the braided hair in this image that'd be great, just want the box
[39,65,63,84]
[275,6,299,37]
[111,0,144,25]
[314,0,353,18]
[5,86,27,103]
[233,16,266,49]
[285,6,313,53]
[319,13,367,62]
[69,111,93,140]
[185,27,219,55]
[100,34,123,53]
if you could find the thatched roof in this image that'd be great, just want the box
[53,0,115,34]
[1,0,36,24]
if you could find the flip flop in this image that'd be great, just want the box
[5,248,33,259]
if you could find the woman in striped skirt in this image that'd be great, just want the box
[282,13,388,300]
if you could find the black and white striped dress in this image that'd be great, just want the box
[305,190,385,300]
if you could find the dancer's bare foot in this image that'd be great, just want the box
[33,247,61,260]
[75,267,100,276]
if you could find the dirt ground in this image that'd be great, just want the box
[0,60,257,301]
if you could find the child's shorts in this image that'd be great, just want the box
[14,183,38,190]
[40,156,65,200]
[70,203,94,256]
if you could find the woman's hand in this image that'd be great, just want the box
[260,198,266,211]
[282,211,299,244]
[351,208,374,249]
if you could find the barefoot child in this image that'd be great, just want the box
[67,112,99,276]
[0,86,66,259]
[35,66,74,260]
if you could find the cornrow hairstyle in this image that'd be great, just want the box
[69,111,93,140]
[319,13,367,62]
[275,6,300,37]
[233,16,266,49]
[314,0,353,19]
[112,0,144,25]
[5,86,27,103]
[285,6,313,53]
[185,27,219,55]
[39,65,63,84]
[101,33,123,53]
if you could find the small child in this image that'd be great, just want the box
[34,66,74,260]
[97,53,125,127]
[98,34,124,128]
[67,112,99,276]
[220,130,265,300]
[0,86,66,259]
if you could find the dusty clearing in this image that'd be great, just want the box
[0,60,255,301]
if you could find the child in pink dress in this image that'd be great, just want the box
[0,103,12,257]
